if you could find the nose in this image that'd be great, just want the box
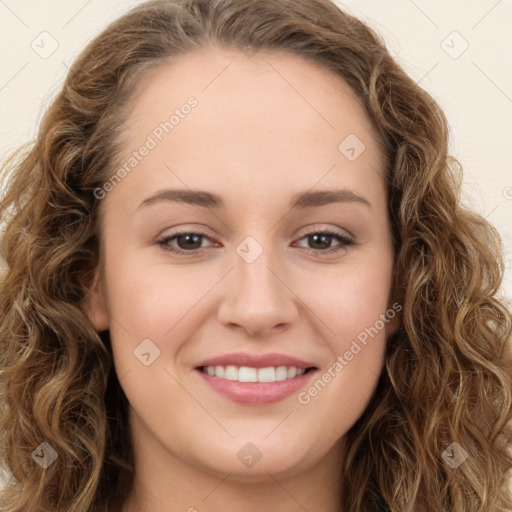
[216,247,299,338]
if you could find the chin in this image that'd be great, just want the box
[189,433,322,480]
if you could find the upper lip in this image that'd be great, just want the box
[195,352,317,370]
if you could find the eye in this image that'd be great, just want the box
[156,228,354,256]
[156,231,216,254]
[294,229,354,255]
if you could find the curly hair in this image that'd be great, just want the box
[1,0,511,510]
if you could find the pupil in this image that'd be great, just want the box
[310,234,331,249]
[179,234,201,249]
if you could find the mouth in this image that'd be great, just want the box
[193,352,319,405]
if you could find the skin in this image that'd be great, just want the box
[84,47,399,512]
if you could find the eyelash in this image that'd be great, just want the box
[156,228,354,256]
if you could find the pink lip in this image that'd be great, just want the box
[193,352,318,406]
[195,351,316,370]
[196,368,317,405]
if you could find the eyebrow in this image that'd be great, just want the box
[136,188,372,211]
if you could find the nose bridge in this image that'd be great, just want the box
[217,236,297,336]
[237,244,281,304]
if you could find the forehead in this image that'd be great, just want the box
[124,47,378,140]
[107,47,386,212]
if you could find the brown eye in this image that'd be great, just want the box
[295,230,354,255]
[308,233,334,250]
[174,233,204,250]
[157,231,215,254]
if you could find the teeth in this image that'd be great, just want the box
[238,367,257,382]
[275,366,288,381]
[202,365,308,382]
[224,365,238,381]
[258,367,276,382]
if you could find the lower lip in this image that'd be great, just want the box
[195,368,317,405]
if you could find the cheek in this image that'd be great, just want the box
[292,258,393,411]
[103,251,226,362]
[297,256,394,346]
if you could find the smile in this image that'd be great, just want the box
[194,352,318,405]
[200,365,310,383]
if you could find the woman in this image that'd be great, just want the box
[0,0,511,510]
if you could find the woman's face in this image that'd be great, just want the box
[85,47,398,481]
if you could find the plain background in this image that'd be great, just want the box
[0,0,511,301]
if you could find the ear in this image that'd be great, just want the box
[81,262,110,332]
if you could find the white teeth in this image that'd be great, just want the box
[258,367,276,382]
[238,367,257,382]
[224,365,238,381]
[275,366,288,381]
[201,365,309,382]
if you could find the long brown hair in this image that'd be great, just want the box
[1,1,511,510]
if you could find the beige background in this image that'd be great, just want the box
[0,0,511,302]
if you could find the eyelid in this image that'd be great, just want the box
[157,224,217,240]
[295,223,353,239]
